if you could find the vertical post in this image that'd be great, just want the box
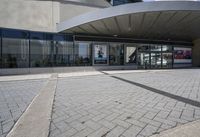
[73,35,75,66]
[161,45,163,69]
[29,32,31,68]
[172,45,174,69]
[0,29,2,68]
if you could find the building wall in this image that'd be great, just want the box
[0,0,106,32]
[193,39,200,67]
[0,0,60,32]
[59,2,102,22]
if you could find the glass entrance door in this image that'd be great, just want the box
[138,53,150,69]
[151,53,161,69]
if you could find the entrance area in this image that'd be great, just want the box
[138,53,150,69]
[67,41,191,69]
[137,45,173,69]
[151,53,162,69]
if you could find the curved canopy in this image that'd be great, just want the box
[57,1,200,41]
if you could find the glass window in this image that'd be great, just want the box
[0,31,2,68]
[162,53,172,68]
[74,42,91,66]
[109,43,124,65]
[151,45,162,51]
[174,47,192,64]
[93,43,108,65]
[162,45,172,52]
[2,38,29,68]
[151,53,161,68]
[125,44,137,64]
[138,44,150,52]
[30,39,54,67]
[54,41,73,66]
[137,53,150,69]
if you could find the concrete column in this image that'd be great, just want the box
[192,39,200,67]
[0,0,60,32]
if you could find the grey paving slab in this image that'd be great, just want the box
[0,79,47,137]
[7,74,57,137]
[49,69,200,137]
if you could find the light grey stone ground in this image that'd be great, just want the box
[1,69,200,137]
[49,69,200,137]
[0,79,47,137]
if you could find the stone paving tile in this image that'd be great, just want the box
[122,125,143,137]
[0,79,46,137]
[49,70,200,137]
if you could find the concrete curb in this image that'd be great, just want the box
[6,74,57,137]
[0,74,51,82]
[151,119,200,137]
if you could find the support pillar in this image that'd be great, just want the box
[192,39,200,67]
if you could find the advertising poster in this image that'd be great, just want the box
[94,45,107,64]
[174,47,192,64]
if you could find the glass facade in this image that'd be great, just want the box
[1,30,29,68]
[30,35,52,67]
[124,44,137,64]
[137,44,174,69]
[74,42,92,66]
[54,41,73,66]
[109,43,124,65]
[0,28,192,69]
[108,0,142,6]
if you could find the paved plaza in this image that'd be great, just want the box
[0,79,47,137]
[0,69,200,137]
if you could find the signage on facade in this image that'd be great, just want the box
[174,47,192,64]
[94,45,107,64]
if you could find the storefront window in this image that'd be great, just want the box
[2,29,29,68]
[162,53,172,68]
[151,45,161,51]
[74,42,91,66]
[54,41,73,66]
[125,44,137,64]
[151,53,161,68]
[2,38,29,68]
[109,43,124,65]
[30,39,53,67]
[0,32,2,68]
[137,53,150,69]
[174,47,192,64]
[93,43,108,65]
[138,44,150,52]
[162,45,172,52]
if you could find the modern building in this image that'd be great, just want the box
[0,0,200,75]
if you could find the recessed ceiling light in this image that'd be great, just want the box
[113,34,118,37]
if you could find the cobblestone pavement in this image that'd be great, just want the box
[0,79,47,137]
[114,69,200,102]
[49,69,200,137]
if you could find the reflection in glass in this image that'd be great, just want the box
[0,39,2,68]
[74,42,91,65]
[109,43,124,65]
[138,53,150,69]
[125,46,137,64]
[162,53,172,68]
[138,45,150,52]
[2,38,29,68]
[162,45,172,52]
[151,53,161,68]
[151,45,161,51]
[54,41,73,66]
[30,40,54,67]
[174,47,192,64]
